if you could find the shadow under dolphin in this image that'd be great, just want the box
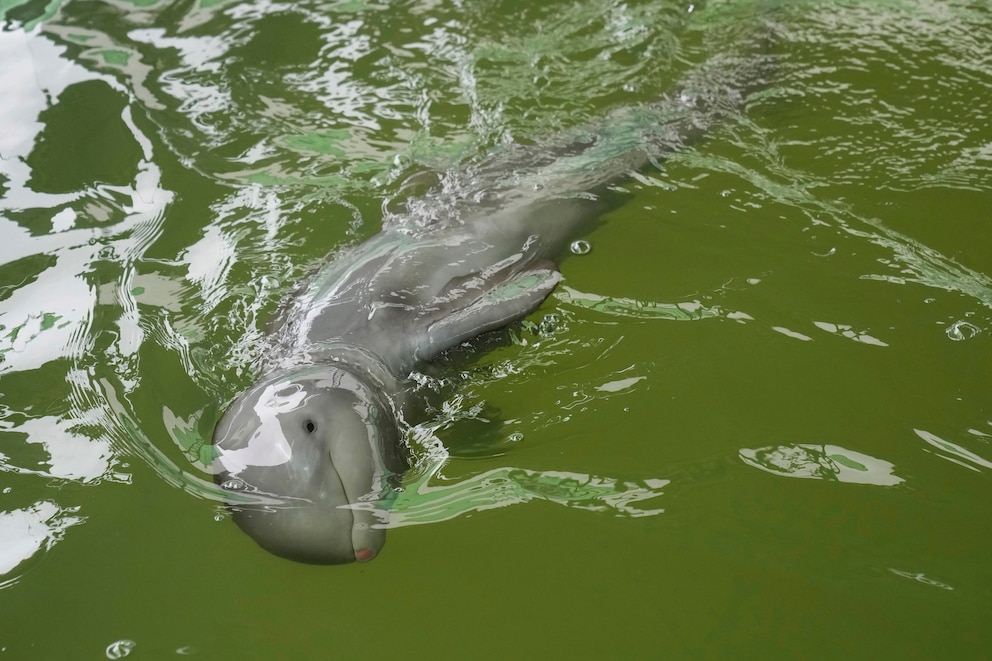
[211,43,775,564]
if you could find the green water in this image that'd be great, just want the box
[1,0,990,657]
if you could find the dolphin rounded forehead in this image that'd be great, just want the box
[214,383,309,474]
[212,366,378,474]
[263,381,309,411]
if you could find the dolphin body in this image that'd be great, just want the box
[212,50,770,564]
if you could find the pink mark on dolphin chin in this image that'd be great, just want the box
[356,548,376,562]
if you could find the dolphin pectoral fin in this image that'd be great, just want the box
[421,265,562,359]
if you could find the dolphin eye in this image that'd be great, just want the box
[304,420,317,433]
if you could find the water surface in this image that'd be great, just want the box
[1,0,990,657]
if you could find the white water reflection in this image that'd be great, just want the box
[770,326,813,342]
[0,414,113,482]
[915,428,992,472]
[0,25,172,586]
[0,501,84,585]
[888,568,954,591]
[739,443,904,486]
[813,321,888,347]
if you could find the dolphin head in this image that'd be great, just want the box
[212,364,406,564]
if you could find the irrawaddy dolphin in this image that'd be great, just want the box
[211,48,772,564]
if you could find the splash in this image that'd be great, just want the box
[739,443,904,486]
[385,456,667,528]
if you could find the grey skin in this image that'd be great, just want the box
[212,50,770,564]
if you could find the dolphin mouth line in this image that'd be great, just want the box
[327,450,352,512]
[327,447,365,562]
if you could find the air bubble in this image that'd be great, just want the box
[220,478,246,491]
[570,240,591,255]
[508,432,524,443]
[946,320,980,341]
[106,639,136,659]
